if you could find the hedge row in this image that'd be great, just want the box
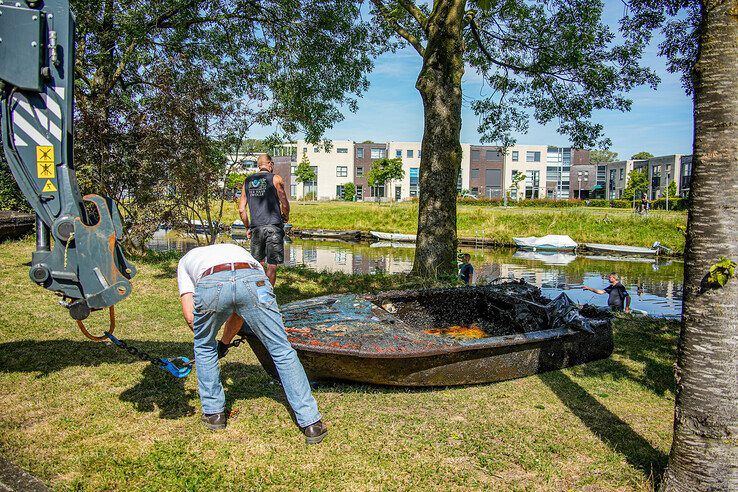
[456,197,636,208]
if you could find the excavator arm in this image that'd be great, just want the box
[0,0,136,321]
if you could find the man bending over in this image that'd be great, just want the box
[177,243,327,444]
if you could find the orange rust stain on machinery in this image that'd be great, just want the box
[424,325,487,340]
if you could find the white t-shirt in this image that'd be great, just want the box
[177,243,263,295]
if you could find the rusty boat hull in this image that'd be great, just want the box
[244,282,613,387]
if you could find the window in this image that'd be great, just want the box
[313,147,319,153]
[356,148,364,158]
[336,166,348,177]
[370,184,385,197]
[471,187,478,195]
[290,184,297,198]
[471,150,480,161]
[486,150,499,161]
[290,165,296,176]
[336,185,345,199]
[395,149,402,158]
[457,172,462,192]
[337,148,348,154]
[525,170,540,199]
[546,166,560,182]
[356,185,363,200]
[511,151,519,161]
[407,149,414,158]
[471,168,480,179]
[356,166,364,177]
[409,167,419,197]
[526,151,541,162]
[619,168,624,180]
[370,148,385,159]
[302,147,307,154]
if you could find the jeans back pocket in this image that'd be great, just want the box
[194,282,223,313]
[255,279,276,306]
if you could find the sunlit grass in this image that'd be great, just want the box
[0,239,678,490]
[220,201,687,253]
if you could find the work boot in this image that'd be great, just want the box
[217,340,230,359]
[201,412,226,430]
[301,420,328,445]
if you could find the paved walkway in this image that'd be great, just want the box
[0,458,48,492]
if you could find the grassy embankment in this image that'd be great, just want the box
[0,238,679,490]
[221,202,687,254]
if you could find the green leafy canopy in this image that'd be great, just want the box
[367,158,405,187]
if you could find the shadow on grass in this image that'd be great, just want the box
[539,370,668,482]
[0,339,293,421]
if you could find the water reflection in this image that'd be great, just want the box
[147,230,683,318]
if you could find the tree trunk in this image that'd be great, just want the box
[412,0,466,278]
[661,2,738,490]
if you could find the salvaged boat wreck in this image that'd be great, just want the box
[243,282,613,387]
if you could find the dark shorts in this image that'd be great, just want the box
[250,224,285,265]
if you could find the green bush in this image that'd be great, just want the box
[651,197,689,211]
[455,196,642,209]
[342,182,356,201]
[585,199,632,208]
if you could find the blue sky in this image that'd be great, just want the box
[257,1,694,160]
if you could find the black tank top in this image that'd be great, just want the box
[245,172,283,227]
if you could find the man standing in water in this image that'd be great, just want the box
[239,153,290,286]
[459,253,474,285]
[582,272,631,313]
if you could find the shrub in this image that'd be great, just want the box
[651,197,689,211]
[342,182,356,201]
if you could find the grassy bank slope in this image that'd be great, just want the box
[0,239,677,490]
[221,202,687,253]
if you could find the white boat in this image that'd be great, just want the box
[370,241,416,249]
[370,231,417,242]
[583,243,658,256]
[512,250,577,265]
[513,235,577,251]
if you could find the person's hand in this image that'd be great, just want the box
[625,306,630,314]
[246,229,252,239]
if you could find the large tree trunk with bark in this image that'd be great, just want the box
[661,2,738,490]
[412,0,466,278]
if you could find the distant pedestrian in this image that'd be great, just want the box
[640,193,649,214]
[582,272,631,313]
[459,253,474,285]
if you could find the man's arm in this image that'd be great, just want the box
[180,293,194,331]
[238,182,251,237]
[582,286,606,294]
[624,291,631,313]
[273,174,290,222]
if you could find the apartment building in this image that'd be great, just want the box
[633,154,688,200]
[503,144,548,199]
[353,142,388,200]
[290,140,354,200]
[386,141,423,201]
[469,145,504,198]
[605,160,636,199]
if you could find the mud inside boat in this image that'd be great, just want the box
[242,281,613,386]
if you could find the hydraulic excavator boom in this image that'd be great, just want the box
[0,0,136,321]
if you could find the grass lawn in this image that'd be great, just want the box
[221,201,687,254]
[0,238,678,490]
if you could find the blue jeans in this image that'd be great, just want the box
[192,269,321,427]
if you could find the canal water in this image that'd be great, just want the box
[148,231,683,318]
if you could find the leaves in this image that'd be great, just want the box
[294,155,317,184]
[367,158,405,187]
[706,258,736,289]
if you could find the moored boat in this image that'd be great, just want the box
[370,231,417,242]
[582,243,659,256]
[242,281,613,387]
[513,234,578,251]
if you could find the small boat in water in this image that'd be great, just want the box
[583,243,659,256]
[370,231,417,242]
[513,235,578,251]
[242,281,612,387]
[512,250,577,265]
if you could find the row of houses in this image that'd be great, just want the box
[239,140,692,201]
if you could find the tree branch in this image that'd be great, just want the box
[397,0,428,31]
[370,0,425,56]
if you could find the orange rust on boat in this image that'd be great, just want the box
[424,325,487,340]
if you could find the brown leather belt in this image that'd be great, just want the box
[200,262,257,280]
